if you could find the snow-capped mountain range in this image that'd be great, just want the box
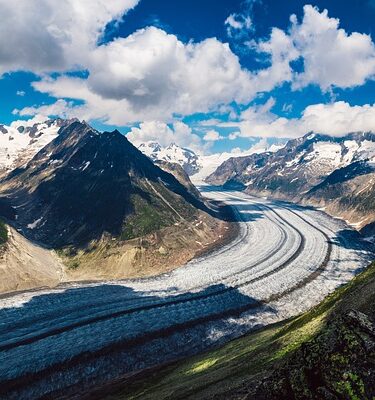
[207,132,375,191]
[1,117,375,235]
[137,140,285,183]
[206,131,375,233]
[0,118,66,172]
[0,116,286,184]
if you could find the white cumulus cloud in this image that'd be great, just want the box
[223,101,375,138]
[254,5,375,91]
[203,130,224,141]
[291,5,375,90]
[224,0,259,39]
[225,13,252,33]
[8,2,375,145]
[18,27,258,124]
[0,0,139,75]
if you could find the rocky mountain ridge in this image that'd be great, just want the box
[137,139,285,185]
[206,131,375,234]
[0,120,209,247]
[0,119,231,291]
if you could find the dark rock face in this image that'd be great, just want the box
[305,161,375,218]
[361,221,375,239]
[155,160,202,199]
[309,161,374,193]
[0,121,206,248]
[0,198,16,220]
[222,179,246,191]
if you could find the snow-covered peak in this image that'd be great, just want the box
[138,141,201,175]
[299,133,375,171]
[0,118,63,171]
[137,141,162,157]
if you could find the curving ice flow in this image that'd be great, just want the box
[0,188,374,399]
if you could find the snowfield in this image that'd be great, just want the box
[0,119,60,171]
[0,188,373,399]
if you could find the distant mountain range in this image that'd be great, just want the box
[207,131,375,236]
[0,118,285,184]
[3,119,374,237]
[137,140,285,184]
[138,141,201,175]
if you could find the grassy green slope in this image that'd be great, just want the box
[0,219,8,246]
[103,262,375,400]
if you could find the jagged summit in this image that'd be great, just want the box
[0,120,208,247]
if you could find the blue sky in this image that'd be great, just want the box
[1,0,375,154]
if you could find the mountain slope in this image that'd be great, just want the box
[137,140,285,184]
[206,131,375,231]
[155,160,202,199]
[206,151,271,187]
[0,225,63,294]
[207,132,375,194]
[0,120,233,289]
[0,120,208,247]
[305,161,375,229]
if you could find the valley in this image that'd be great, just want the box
[0,119,374,400]
[2,2,375,398]
[0,188,372,399]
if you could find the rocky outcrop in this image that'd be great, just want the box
[253,307,375,400]
[0,226,63,294]
[155,160,202,199]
